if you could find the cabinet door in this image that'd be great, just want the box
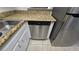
[13,22,31,51]
[22,34,30,50]
[13,33,30,51]
[18,29,30,50]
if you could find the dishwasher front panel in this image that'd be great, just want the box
[29,21,50,39]
[29,25,40,39]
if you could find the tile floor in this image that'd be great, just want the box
[27,39,79,51]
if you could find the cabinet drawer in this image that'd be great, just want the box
[18,23,31,42]
[18,29,30,43]
[15,38,30,51]
[13,22,30,51]
[20,38,30,50]
[13,43,23,51]
[18,29,30,50]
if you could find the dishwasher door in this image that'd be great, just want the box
[29,21,50,39]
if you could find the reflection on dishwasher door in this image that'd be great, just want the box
[29,21,50,40]
[39,25,49,39]
[30,25,40,39]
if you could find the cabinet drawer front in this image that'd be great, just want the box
[18,29,30,50]
[18,28,30,43]
[19,22,31,42]
[13,43,23,51]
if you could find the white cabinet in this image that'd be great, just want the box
[13,43,23,51]
[13,26,30,51]
[47,21,55,39]
[2,22,31,51]
[13,22,31,51]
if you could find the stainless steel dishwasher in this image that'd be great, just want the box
[29,21,50,39]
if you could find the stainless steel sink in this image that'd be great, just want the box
[0,21,20,37]
[0,32,3,37]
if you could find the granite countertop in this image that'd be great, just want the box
[3,10,56,21]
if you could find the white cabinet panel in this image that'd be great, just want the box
[13,31,30,51]
[18,28,30,50]
[13,22,31,51]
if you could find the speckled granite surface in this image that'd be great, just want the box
[3,10,56,21]
[0,10,15,19]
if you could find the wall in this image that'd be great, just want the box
[16,7,30,10]
[0,7,29,13]
[16,7,53,10]
[48,7,53,9]
[0,7,16,13]
[0,7,53,13]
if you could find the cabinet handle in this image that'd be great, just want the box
[18,45,21,48]
[21,40,24,43]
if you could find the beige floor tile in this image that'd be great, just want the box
[42,45,50,51]
[60,47,79,51]
[28,39,55,51]
[49,47,65,51]
[27,39,79,51]
[28,45,43,51]
[42,39,51,45]
[29,40,43,45]
[47,47,79,51]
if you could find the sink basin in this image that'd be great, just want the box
[0,32,3,37]
[6,21,19,25]
[0,21,20,37]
